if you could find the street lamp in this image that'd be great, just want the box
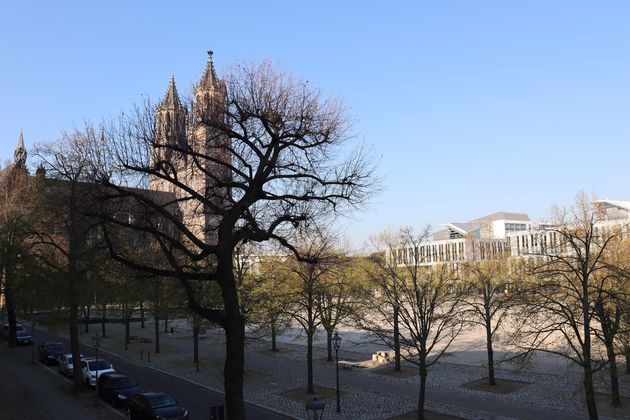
[305,395,325,420]
[92,334,101,404]
[332,331,342,413]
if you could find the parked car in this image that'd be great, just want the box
[97,372,139,407]
[38,342,67,365]
[58,352,84,377]
[16,329,33,345]
[80,357,115,387]
[1,323,24,340]
[126,392,188,420]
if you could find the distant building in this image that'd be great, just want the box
[391,212,531,267]
[506,200,630,257]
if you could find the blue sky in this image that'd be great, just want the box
[2,1,629,246]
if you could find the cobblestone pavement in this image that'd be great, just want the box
[53,319,630,419]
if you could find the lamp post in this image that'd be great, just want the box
[92,334,101,404]
[305,395,325,420]
[332,331,342,413]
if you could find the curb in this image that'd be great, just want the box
[82,341,300,420]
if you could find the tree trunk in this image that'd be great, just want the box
[393,305,401,371]
[83,305,90,333]
[101,303,106,338]
[271,322,277,351]
[69,301,84,390]
[219,252,245,420]
[326,329,333,362]
[140,302,145,329]
[193,321,200,363]
[307,328,314,394]
[605,339,620,406]
[4,275,18,348]
[124,310,130,351]
[417,362,427,420]
[583,363,598,419]
[154,312,160,354]
[485,318,496,385]
[625,345,630,374]
[223,316,245,419]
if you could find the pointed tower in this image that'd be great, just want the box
[194,50,224,121]
[189,50,230,244]
[14,131,27,170]
[151,76,188,192]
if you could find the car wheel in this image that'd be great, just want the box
[111,395,118,407]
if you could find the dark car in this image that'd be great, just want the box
[126,392,188,420]
[16,329,33,345]
[97,372,139,407]
[38,342,67,365]
[1,323,24,340]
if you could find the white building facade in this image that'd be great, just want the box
[391,200,630,268]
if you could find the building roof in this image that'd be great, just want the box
[470,212,530,222]
[444,222,481,235]
[594,199,630,212]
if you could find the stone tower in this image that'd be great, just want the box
[14,131,27,170]
[151,51,230,244]
[150,76,187,193]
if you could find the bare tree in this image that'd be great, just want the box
[0,157,36,348]
[362,227,465,420]
[358,230,406,371]
[32,132,107,390]
[318,254,364,362]
[283,228,341,394]
[88,58,375,418]
[513,193,624,419]
[459,253,514,386]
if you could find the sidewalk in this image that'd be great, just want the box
[0,343,120,420]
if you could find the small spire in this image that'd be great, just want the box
[160,75,182,109]
[14,130,27,168]
[198,49,219,90]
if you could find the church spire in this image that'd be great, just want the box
[14,131,27,169]
[198,50,219,90]
[161,75,182,109]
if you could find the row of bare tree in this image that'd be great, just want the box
[344,193,630,420]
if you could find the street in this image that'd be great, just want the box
[8,323,292,420]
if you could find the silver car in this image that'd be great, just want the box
[58,352,83,377]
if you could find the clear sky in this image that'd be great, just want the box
[2,1,629,247]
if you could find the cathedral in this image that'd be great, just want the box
[8,51,231,246]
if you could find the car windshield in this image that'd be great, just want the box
[17,330,30,337]
[113,377,136,388]
[87,360,111,371]
[47,344,65,352]
[146,394,178,409]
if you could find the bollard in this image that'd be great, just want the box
[170,327,174,334]
[148,351,150,363]
[210,406,225,420]
[140,349,143,360]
